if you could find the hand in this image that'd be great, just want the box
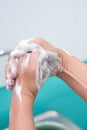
[5,38,63,90]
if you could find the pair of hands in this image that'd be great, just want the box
[6,38,87,130]
[5,38,64,99]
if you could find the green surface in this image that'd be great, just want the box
[36,125,64,130]
[0,60,87,130]
[0,87,12,129]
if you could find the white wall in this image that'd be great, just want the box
[0,0,87,60]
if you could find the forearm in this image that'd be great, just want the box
[9,90,35,130]
[56,48,87,101]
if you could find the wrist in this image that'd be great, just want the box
[10,90,34,125]
[21,86,37,101]
[16,78,38,101]
[12,89,34,109]
[55,48,71,79]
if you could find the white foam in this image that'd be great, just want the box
[62,49,71,56]
[14,82,22,102]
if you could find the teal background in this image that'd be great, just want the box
[0,61,87,130]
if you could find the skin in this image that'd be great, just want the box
[9,51,40,130]
[5,38,87,130]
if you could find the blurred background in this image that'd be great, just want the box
[0,0,87,60]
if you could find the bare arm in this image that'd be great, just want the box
[56,48,87,102]
[10,91,35,130]
[9,51,39,130]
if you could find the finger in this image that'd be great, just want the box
[5,56,18,89]
[28,38,55,52]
